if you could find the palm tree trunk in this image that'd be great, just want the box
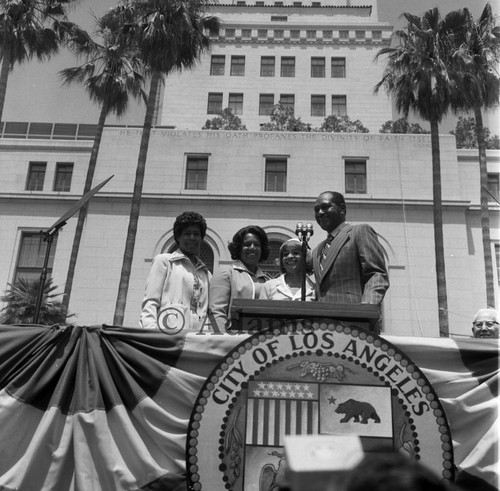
[0,55,11,122]
[430,118,449,336]
[113,71,160,326]
[62,103,109,312]
[474,105,495,308]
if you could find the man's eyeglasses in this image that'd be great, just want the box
[472,321,499,329]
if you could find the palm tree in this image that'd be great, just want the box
[110,0,220,326]
[0,277,72,325]
[447,4,500,308]
[374,8,462,337]
[59,17,145,313]
[0,0,78,121]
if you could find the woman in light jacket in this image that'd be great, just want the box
[140,211,211,332]
[259,238,315,301]
[209,225,269,332]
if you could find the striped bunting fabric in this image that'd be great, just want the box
[0,325,497,490]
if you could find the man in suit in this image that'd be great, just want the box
[312,191,389,319]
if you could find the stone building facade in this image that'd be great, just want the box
[159,0,393,131]
[1,124,498,337]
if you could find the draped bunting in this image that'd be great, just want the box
[0,325,497,491]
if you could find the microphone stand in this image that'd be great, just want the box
[32,175,114,324]
[295,222,314,301]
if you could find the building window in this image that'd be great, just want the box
[260,239,284,277]
[14,231,58,282]
[312,1,321,6]
[242,29,251,38]
[210,55,225,75]
[372,30,382,40]
[331,57,346,78]
[258,29,268,38]
[261,56,275,76]
[274,29,284,39]
[293,1,302,6]
[290,30,300,39]
[332,95,347,116]
[323,30,332,39]
[271,16,287,22]
[26,162,46,191]
[311,95,325,117]
[339,30,349,39]
[259,94,274,115]
[265,157,287,192]
[207,93,223,114]
[355,30,365,40]
[230,56,245,76]
[225,28,235,38]
[256,1,264,5]
[229,93,244,115]
[279,94,295,112]
[306,30,316,39]
[275,1,284,5]
[280,57,295,77]
[185,156,208,190]
[345,160,367,194]
[487,173,499,202]
[311,57,325,77]
[53,162,73,192]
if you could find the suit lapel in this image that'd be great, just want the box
[318,224,352,284]
[313,240,326,285]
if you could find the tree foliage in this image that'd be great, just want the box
[61,18,145,117]
[203,108,247,130]
[59,16,146,314]
[451,116,500,149]
[110,0,220,326]
[444,4,500,308]
[0,277,73,325]
[374,7,460,336]
[316,115,369,133]
[379,118,429,134]
[260,104,312,132]
[0,0,79,120]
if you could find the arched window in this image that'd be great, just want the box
[167,241,215,273]
[260,239,284,278]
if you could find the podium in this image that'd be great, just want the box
[229,299,380,332]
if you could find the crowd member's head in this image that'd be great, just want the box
[279,238,313,275]
[228,226,270,271]
[472,308,500,338]
[344,452,458,491]
[314,191,347,234]
[173,211,207,259]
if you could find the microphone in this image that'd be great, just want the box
[295,222,304,240]
[305,222,314,240]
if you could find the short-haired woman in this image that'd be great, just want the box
[259,238,315,301]
[140,211,211,332]
[209,225,270,332]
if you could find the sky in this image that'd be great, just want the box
[3,0,499,130]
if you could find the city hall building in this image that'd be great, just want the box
[0,0,498,337]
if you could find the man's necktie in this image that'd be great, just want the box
[320,234,334,270]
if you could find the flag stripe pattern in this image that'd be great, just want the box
[0,326,497,490]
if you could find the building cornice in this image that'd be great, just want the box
[0,143,92,152]
[0,193,482,211]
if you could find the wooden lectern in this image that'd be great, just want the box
[229,299,380,332]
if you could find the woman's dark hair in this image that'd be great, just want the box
[345,452,458,491]
[173,211,207,243]
[228,225,270,261]
[279,239,313,275]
